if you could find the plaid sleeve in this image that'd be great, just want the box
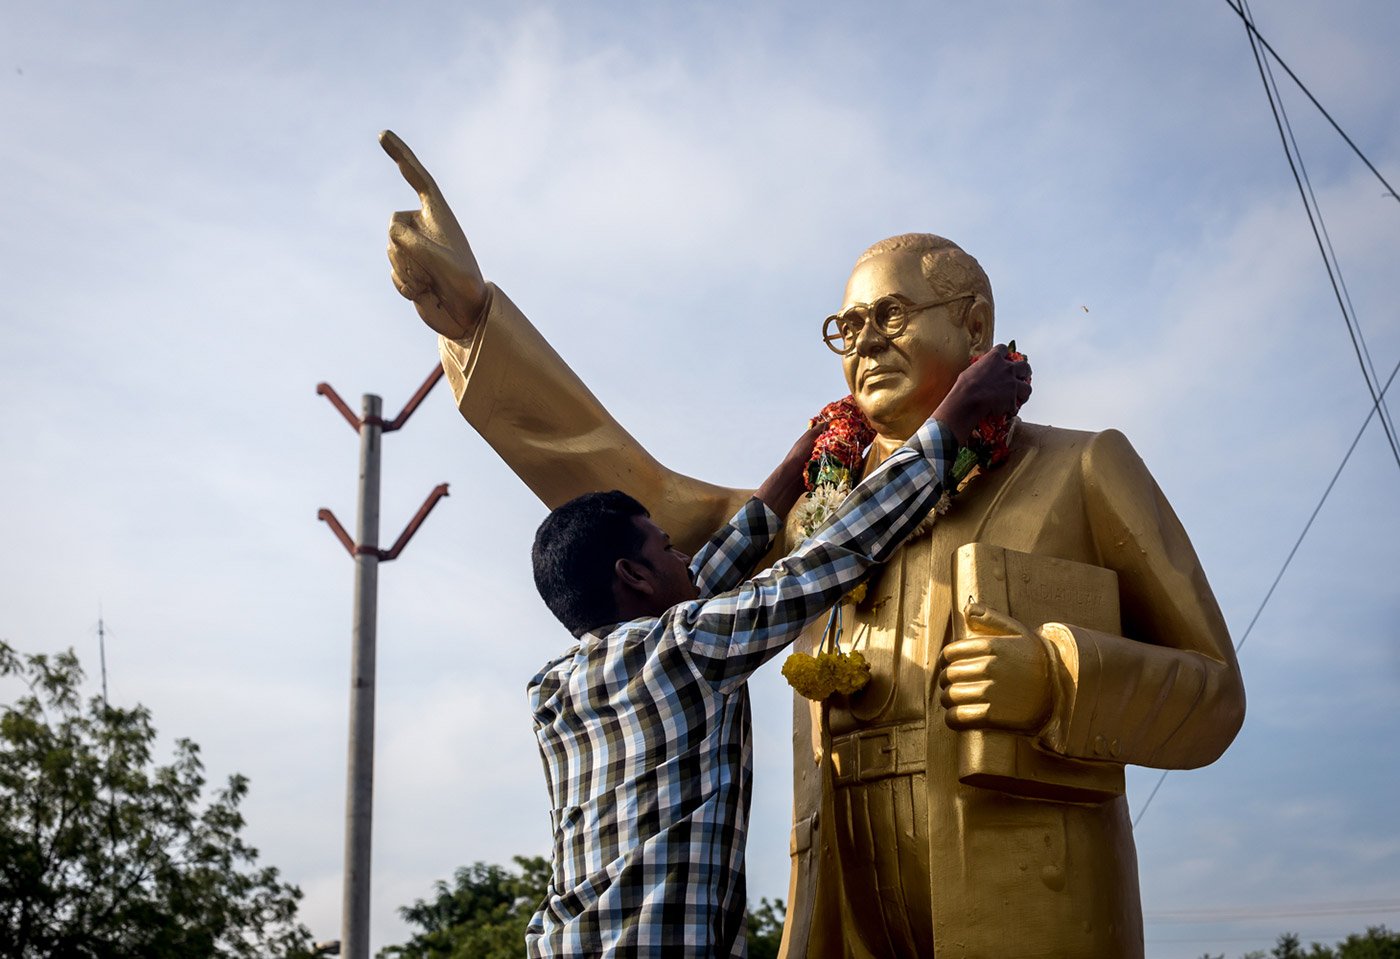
[670,418,959,693]
[688,497,781,599]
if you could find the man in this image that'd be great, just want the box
[381,130,1244,959]
[522,348,1027,956]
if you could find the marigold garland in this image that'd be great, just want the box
[781,649,871,701]
[782,343,1031,703]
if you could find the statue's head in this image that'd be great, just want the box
[825,234,994,440]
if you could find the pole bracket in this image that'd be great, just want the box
[316,365,445,433]
[318,484,450,562]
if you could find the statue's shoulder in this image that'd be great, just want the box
[1016,422,1145,480]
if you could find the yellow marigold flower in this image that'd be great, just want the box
[830,649,871,695]
[782,650,871,701]
[781,652,834,700]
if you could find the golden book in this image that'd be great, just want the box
[951,543,1126,804]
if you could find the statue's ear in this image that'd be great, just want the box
[965,298,993,356]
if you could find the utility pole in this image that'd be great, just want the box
[97,612,109,707]
[317,366,448,959]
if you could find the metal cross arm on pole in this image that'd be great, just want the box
[378,483,449,560]
[316,365,445,433]
[317,483,450,561]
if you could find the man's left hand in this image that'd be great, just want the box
[937,604,1052,733]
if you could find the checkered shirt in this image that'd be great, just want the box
[525,419,958,958]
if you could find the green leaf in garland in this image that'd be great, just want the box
[952,447,979,483]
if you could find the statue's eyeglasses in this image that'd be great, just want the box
[821,294,975,355]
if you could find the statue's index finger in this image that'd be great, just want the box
[379,129,441,202]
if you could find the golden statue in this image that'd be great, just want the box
[381,131,1245,959]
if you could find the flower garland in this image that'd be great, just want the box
[781,342,1030,702]
[790,395,875,541]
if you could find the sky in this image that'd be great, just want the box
[2,1,1398,956]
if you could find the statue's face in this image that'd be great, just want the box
[840,251,977,439]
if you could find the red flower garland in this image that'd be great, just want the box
[959,342,1030,475]
[805,395,876,491]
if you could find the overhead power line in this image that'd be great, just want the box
[1237,0,1400,459]
[1223,0,1400,207]
[1134,6,1400,827]
[1146,898,1400,924]
[1234,0,1400,469]
[1132,354,1400,827]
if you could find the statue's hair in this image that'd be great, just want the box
[855,233,995,323]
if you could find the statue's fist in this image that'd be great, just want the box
[381,130,488,340]
[936,604,1052,733]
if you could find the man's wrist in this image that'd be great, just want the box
[907,419,961,487]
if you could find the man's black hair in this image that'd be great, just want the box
[532,490,650,637]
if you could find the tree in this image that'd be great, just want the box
[1257,928,1400,959]
[379,856,550,959]
[1231,928,1400,959]
[746,897,786,959]
[1334,926,1400,959]
[380,855,787,959]
[0,640,312,958]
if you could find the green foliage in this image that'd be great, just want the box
[380,855,788,959]
[378,856,550,959]
[1245,927,1400,959]
[1310,926,1400,959]
[0,640,312,958]
[1227,928,1400,959]
[747,897,786,959]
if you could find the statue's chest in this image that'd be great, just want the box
[825,524,959,733]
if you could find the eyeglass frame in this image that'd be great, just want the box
[821,293,977,355]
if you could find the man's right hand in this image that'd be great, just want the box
[931,345,1032,445]
[754,423,824,519]
[380,130,489,341]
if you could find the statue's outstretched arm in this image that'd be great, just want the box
[381,131,747,551]
[437,287,747,551]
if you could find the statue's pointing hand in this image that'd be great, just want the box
[380,130,488,340]
[937,604,1053,733]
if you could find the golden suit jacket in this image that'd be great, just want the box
[780,423,1244,959]
[440,286,1245,959]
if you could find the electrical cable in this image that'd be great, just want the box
[1242,0,1399,452]
[1132,354,1400,827]
[1235,0,1400,470]
[1223,0,1400,207]
[1136,2,1400,827]
[1147,898,1400,923]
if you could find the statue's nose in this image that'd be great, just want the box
[853,320,891,356]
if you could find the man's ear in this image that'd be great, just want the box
[614,557,655,596]
[965,298,993,356]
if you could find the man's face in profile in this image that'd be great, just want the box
[838,251,979,440]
